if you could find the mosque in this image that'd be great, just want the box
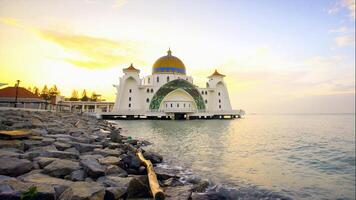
[110,49,243,120]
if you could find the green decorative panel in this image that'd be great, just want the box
[149,79,206,111]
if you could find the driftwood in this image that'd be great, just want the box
[127,144,165,200]
[0,129,32,139]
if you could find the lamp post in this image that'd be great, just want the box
[14,80,20,108]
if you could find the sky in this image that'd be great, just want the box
[0,0,355,113]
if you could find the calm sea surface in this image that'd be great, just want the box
[111,114,355,200]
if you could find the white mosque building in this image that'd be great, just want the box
[109,49,243,120]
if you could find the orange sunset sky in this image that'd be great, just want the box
[0,0,355,113]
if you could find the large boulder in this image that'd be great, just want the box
[80,158,106,179]
[105,165,128,177]
[126,175,151,198]
[154,166,180,180]
[96,175,132,188]
[54,142,72,151]
[93,148,122,157]
[20,172,73,187]
[0,157,33,177]
[43,159,80,178]
[33,157,58,168]
[104,187,126,200]
[58,181,105,200]
[70,170,85,181]
[40,150,79,160]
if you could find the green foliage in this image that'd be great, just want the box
[20,185,37,200]
[149,79,206,110]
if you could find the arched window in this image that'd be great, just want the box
[171,103,173,108]
[183,103,186,107]
[148,78,150,84]
[167,76,170,82]
[177,103,179,108]
[205,100,208,104]
[218,92,221,96]
[129,103,131,108]
[146,88,149,93]
[201,91,204,95]
[157,76,159,83]
[219,99,221,103]
[150,89,154,93]
[219,105,221,109]
[205,91,207,95]
[146,98,149,103]
[129,89,132,93]
[129,97,131,101]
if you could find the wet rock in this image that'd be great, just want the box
[71,142,102,153]
[105,165,128,177]
[143,150,163,164]
[190,192,227,200]
[127,175,151,198]
[58,181,105,200]
[64,147,80,155]
[120,153,141,170]
[41,137,55,145]
[93,148,122,157]
[43,159,80,178]
[165,185,192,200]
[70,170,85,181]
[79,154,103,160]
[154,166,180,180]
[104,187,126,200]
[192,179,210,192]
[107,142,121,149]
[80,158,106,179]
[161,177,184,187]
[0,157,33,177]
[98,156,120,165]
[54,142,72,151]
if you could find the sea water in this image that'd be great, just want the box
[111,114,355,199]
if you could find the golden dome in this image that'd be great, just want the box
[152,49,186,74]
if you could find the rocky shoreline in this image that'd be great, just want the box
[0,109,213,200]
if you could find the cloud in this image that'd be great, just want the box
[335,35,355,46]
[328,26,348,33]
[112,0,128,9]
[0,17,141,69]
[328,0,355,19]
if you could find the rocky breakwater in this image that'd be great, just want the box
[0,109,212,200]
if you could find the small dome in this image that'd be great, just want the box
[152,49,186,74]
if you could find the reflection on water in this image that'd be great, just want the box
[111,114,355,199]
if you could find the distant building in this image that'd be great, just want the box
[0,87,45,108]
[112,49,242,119]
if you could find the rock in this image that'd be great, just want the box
[98,156,120,165]
[43,159,80,178]
[0,139,23,150]
[107,142,121,149]
[105,165,128,177]
[192,179,210,192]
[165,185,192,200]
[154,166,180,180]
[93,148,122,157]
[109,131,122,143]
[20,172,73,187]
[162,177,184,187]
[104,187,126,200]
[71,142,102,153]
[58,181,105,200]
[41,137,55,145]
[22,140,44,151]
[190,192,227,200]
[143,150,163,164]
[64,147,80,155]
[79,154,104,160]
[0,148,22,158]
[70,170,85,181]
[96,175,132,188]
[54,142,72,151]
[127,175,151,198]
[33,157,58,168]
[40,150,79,160]
[80,158,106,179]
[0,157,33,177]
[120,153,141,170]
[0,179,56,200]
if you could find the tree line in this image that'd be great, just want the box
[27,85,101,102]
